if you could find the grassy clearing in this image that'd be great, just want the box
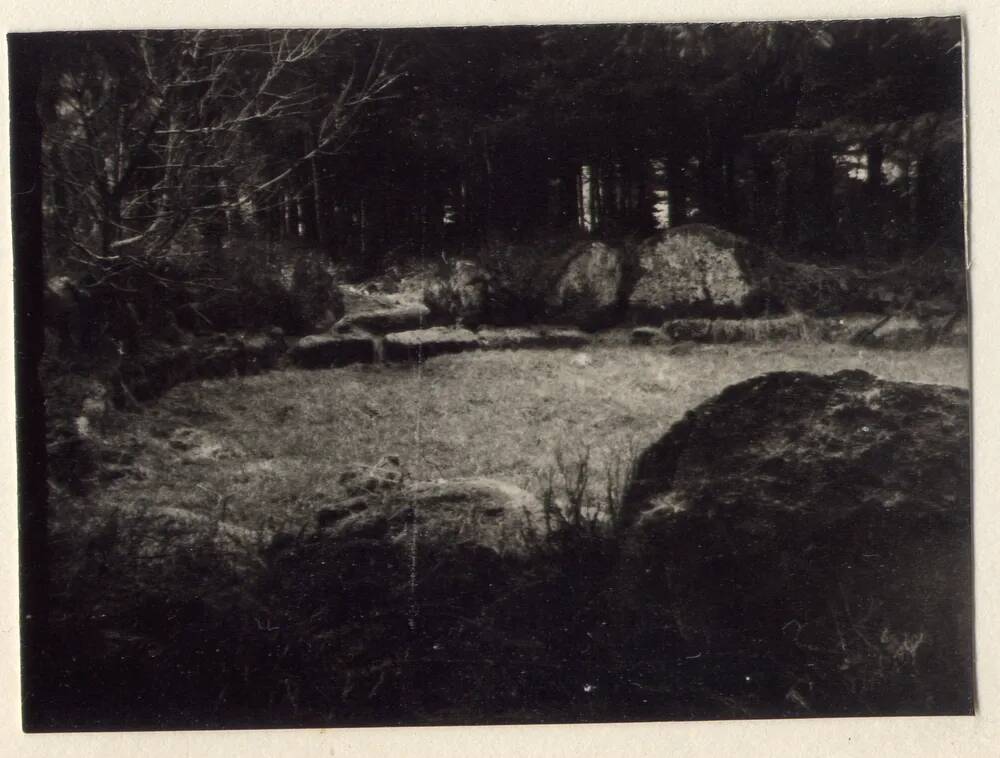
[44,340,971,726]
[93,342,969,532]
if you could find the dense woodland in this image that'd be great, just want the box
[31,19,963,281]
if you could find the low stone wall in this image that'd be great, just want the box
[119,330,287,402]
[644,313,968,350]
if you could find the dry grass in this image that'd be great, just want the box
[44,341,971,726]
[91,343,969,532]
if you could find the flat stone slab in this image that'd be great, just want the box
[335,303,431,335]
[383,326,481,362]
[476,326,591,351]
[664,315,810,344]
[658,313,969,350]
[290,332,376,369]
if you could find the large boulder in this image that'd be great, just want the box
[425,243,588,329]
[619,370,972,714]
[289,332,376,369]
[628,224,770,321]
[423,260,491,327]
[261,477,548,715]
[545,241,627,330]
[117,504,262,576]
[315,477,546,558]
[176,258,343,337]
[383,326,480,362]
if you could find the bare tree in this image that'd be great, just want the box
[42,30,401,271]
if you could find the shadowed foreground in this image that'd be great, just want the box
[35,343,971,729]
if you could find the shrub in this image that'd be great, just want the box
[287,256,345,334]
[758,245,967,318]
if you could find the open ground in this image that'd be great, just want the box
[86,342,969,533]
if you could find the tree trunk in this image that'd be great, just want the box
[292,192,308,239]
[723,151,738,226]
[779,151,799,243]
[311,156,327,247]
[867,139,884,194]
[220,179,235,236]
[812,138,836,241]
[482,133,493,236]
[587,165,599,233]
[628,156,655,234]
[751,147,776,238]
[866,139,885,249]
[907,156,920,238]
[916,149,939,242]
[359,198,368,262]
[299,176,317,243]
[281,193,291,240]
[698,142,722,223]
[269,199,283,242]
[612,161,624,226]
[665,152,688,227]
[555,163,579,230]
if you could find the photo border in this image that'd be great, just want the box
[2,2,997,756]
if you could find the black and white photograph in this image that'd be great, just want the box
[9,16,975,734]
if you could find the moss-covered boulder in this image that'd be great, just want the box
[545,241,628,330]
[628,224,772,321]
[619,370,973,715]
